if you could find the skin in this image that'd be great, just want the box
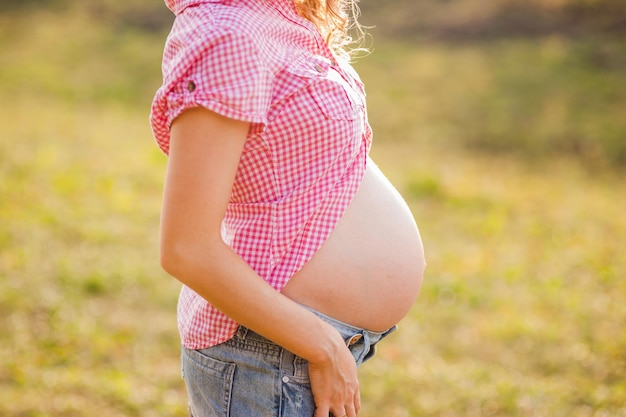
[160,107,360,417]
[283,157,425,333]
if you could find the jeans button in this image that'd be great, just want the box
[347,334,362,346]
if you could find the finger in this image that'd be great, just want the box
[314,405,330,417]
[345,401,357,417]
[354,389,361,414]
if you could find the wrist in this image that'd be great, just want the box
[305,319,345,365]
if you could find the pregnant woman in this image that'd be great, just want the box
[150,0,426,416]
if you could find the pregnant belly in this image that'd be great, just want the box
[281,158,426,331]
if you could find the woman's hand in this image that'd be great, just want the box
[308,325,360,417]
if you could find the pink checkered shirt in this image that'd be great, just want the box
[150,0,372,349]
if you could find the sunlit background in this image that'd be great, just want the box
[1,0,625,416]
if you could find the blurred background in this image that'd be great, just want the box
[1,0,624,416]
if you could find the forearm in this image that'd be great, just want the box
[161,236,343,363]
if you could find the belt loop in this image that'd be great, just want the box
[279,348,296,377]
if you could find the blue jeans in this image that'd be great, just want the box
[181,306,397,417]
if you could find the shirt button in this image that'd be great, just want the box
[282,376,290,383]
[314,64,323,73]
[187,81,196,92]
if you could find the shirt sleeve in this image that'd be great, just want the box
[150,22,272,155]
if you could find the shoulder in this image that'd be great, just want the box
[170,3,281,54]
[163,2,289,77]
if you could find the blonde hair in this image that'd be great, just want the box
[293,0,366,58]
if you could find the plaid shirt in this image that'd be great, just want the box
[150,0,372,349]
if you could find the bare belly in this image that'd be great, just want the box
[282,157,425,331]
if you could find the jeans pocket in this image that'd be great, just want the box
[281,373,315,417]
[182,348,236,417]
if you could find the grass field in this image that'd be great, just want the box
[1,4,625,417]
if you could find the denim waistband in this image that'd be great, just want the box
[236,304,397,365]
[299,304,397,364]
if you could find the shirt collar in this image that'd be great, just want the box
[165,0,194,15]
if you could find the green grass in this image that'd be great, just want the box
[0,97,186,416]
[354,37,626,167]
[364,144,626,417]
[1,5,625,417]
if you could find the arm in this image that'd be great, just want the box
[160,107,360,417]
